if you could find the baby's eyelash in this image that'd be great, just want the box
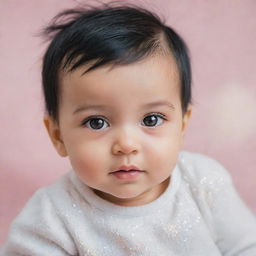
[80,115,108,126]
[144,112,168,120]
[141,112,168,127]
[80,112,168,128]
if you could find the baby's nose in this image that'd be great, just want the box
[111,129,140,155]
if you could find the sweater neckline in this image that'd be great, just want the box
[70,163,181,217]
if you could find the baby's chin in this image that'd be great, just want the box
[93,182,168,207]
[94,187,144,201]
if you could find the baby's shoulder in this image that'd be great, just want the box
[178,151,232,188]
[29,171,72,204]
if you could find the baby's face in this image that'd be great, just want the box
[45,54,191,206]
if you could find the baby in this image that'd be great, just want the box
[2,3,256,256]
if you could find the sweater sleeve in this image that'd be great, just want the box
[1,188,77,256]
[200,157,256,256]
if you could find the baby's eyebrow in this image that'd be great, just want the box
[143,100,175,110]
[73,100,175,115]
[73,105,106,115]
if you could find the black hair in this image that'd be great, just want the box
[41,2,192,123]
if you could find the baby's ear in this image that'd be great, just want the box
[43,116,68,157]
[182,105,192,134]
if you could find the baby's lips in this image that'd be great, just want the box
[112,165,142,173]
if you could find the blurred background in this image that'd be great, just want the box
[1,0,256,245]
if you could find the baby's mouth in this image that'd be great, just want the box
[110,168,144,180]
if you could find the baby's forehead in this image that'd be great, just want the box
[59,54,180,89]
[58,54,181,111]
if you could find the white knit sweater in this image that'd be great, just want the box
[2,152,256,256]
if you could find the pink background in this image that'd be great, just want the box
[1,0,256,245]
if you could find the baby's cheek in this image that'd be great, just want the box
[70,147,105,178]
[148,140,179,169]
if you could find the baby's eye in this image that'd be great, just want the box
[142,114,166,127]
[83,117,109,130]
